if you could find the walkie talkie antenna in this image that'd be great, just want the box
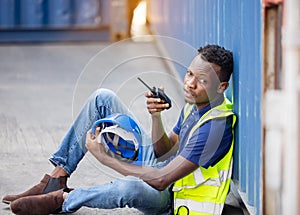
[137,77,154,92]
[137,77,172,109]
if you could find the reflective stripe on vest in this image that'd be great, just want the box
[173,98,236,215]
[173,160,233,190]
[175,198,224,215]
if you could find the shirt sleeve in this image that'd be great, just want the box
[179,116,233,168]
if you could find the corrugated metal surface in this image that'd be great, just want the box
[0,0,102,28]
[0,0,16,28]
[0,0,110,42]
[149,0,263,214]
[48,0,72,27]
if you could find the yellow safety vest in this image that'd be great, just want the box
[173,98,236,215]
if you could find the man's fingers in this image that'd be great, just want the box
[147,102,169,109]
[147,98,161,104]
[87,129,96,140]
[145,91,152,98]
[94,127,101,136]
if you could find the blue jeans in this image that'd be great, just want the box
[49,89,171,214]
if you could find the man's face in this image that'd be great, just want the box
[183,55,222,108]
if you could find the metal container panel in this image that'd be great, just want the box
[19,0,46,27]
[47,0,72,27]
[0,0,109,41]
[149,0,263,214]
[0,0,105,29]
[73,0,102,27]
[0,0,16,28]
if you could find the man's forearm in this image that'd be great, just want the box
[151,114,172,157]
[88,138,197,192]
[97,153,170,190]
[99,154,199,191]
[100,153,150,177]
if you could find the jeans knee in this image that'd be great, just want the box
[93,88,116,101]
[91,88,118,116]
[114,176,145,197]
[113,176,171,213]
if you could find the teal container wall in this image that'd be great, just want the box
[149,0,263,214]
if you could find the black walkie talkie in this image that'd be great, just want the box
[137,77,172,109]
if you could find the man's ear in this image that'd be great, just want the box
[217,82,229,93]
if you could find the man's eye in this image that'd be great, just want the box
[198,79,207,84]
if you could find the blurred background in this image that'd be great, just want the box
[0,0,299,214]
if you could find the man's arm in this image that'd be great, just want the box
[151,113,178,158]
[86,129,197,191]
[146,92,178,158]
[142,155,198,190]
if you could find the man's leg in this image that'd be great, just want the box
[3,88,139,204]
[10,176,172,215]
[62,176,171,214]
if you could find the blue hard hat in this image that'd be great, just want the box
[91,113,142,161]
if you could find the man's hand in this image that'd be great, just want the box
[85,128,107,162]
[145,89,170,115]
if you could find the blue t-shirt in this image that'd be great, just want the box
[173,96,233,168]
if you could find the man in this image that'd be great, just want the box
[4,44,235,215]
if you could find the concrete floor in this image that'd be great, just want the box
[0,39,245,214]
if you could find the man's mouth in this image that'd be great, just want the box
[184,89,194,99]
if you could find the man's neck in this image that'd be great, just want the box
[195,95,224,110]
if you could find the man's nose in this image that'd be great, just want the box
[186,76,196,88]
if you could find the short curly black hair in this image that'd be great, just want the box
[198,45,233,82]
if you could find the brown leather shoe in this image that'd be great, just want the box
[10,189,67,215]
[2,174,67,204]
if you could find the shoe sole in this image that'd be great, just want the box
[2,199,11,204]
